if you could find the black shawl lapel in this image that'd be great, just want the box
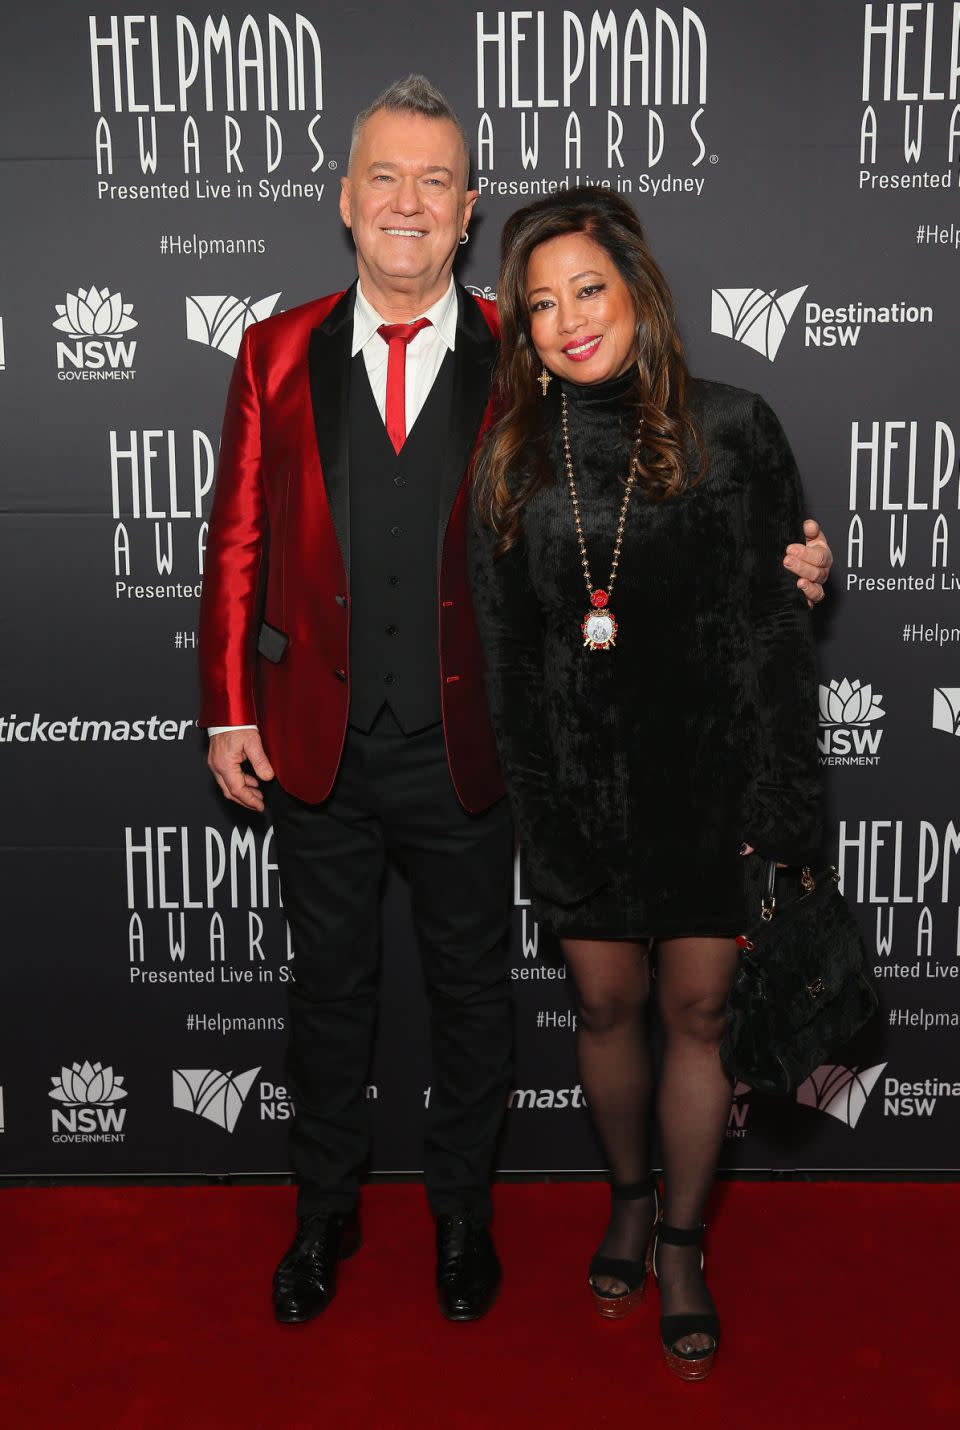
[437,283,499,564]
[308,283,356,576]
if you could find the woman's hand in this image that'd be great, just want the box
[784,519,832,608]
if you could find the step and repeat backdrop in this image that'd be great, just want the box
[2,1,959,1177]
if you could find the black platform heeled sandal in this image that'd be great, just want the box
[652,1223,720,1381]
[587,1174,662,1319]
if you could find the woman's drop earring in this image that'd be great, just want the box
[538,368,552,397]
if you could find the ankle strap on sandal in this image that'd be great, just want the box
[656,1222,705,1246]
[610,1173,659,1201]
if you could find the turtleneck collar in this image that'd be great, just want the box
[559,364,638,408]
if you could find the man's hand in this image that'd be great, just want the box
[208,730,275,812]
[784,518,833,609]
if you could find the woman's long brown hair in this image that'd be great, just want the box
[474,186,704,552]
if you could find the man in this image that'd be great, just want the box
[198,75,833,1326]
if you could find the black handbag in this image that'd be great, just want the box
[720,861,878,1096]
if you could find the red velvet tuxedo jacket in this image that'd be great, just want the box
[198,282,505,812]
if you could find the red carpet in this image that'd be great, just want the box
[2,1182,957,1428]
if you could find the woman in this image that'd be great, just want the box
[469,188,822,1380]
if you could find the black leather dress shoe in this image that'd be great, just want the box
[435,1215,501,1322]
[272,1209,361,1324]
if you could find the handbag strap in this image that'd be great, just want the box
[758,861,816,923]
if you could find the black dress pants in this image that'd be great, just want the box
[265,710,514,1222]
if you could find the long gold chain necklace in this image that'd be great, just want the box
[561,391,642,651]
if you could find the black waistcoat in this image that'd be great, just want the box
[347,349,454,733]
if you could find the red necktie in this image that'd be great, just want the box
[377,318,432,454]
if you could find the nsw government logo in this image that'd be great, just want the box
[185,294,281,359]
[818,678,885,766]
[49,1060,128,1143]
[172,1067,261,1133]
[53,286,138,381]
[726,1081,751,1140]
[795,1063,887,1129]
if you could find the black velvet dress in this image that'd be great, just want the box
[468,371,822,940]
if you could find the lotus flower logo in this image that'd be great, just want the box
[172,1067,261,1133]
[711,285,807,361]
[796,1063,886,1129]
[818,678,885,726]
[185,294,281,359]
[932,688,960,736]
[52,287,138,339]
[50,1060,128,1107]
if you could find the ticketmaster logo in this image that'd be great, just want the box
[711,286,807,361]
[185,294,281,358]
[795,1063,887,1129]
[508,1085,586,1109]
[172,1067,261,1133]
[0,714,194,743]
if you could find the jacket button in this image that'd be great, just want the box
[445,675,461,685]
[384,673,397,685]
[441,600,454,608]
[335,593,347,608]
[334,669,347,682]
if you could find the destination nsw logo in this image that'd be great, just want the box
[185,293,280,357]
[711,283,933,359]
[818,678,885,766]
[172,1067,260,1133]
[53,286,138,380]
[49,1060,128,1143]
[933,688,960,736]
[711,286,806,362]
[795,1063,887,1129]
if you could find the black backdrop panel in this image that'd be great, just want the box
[2,2,959,1173]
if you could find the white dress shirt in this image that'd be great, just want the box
[208,278,459,737]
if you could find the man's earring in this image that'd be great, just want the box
[459,232,469,246]
[538,368,552,397]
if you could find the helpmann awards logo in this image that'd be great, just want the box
[49,1060,129,1142]
[185,294,280,357]
[172,1067,261,1132]
[53,286,138,380]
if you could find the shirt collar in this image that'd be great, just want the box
[352,277,458,356]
